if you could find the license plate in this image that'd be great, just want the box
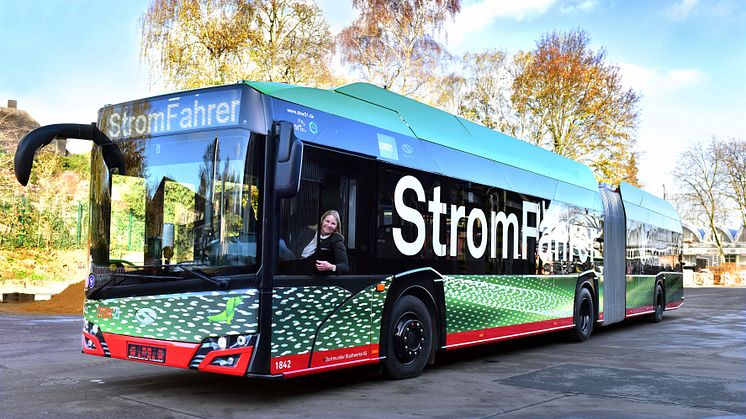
[127,343,166,363]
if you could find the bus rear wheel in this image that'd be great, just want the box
[383,295,433,379]
[571,287,594,342]
[651,283,664,323]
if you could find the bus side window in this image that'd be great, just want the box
[375,166,440,274]
[278,146,374,274]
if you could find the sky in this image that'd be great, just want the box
[1,0,744,199]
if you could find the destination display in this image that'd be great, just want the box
[99,87,243,140]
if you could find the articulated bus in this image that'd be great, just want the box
[15,81,683,379]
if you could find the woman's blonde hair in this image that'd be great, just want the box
[319,209,342,236]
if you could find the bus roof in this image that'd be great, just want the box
[619,182,682,233]
[246,81,600,207]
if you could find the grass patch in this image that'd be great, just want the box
[0,248,87,284]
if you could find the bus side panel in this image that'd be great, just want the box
[444,274,576,348]
[625,275,655,315]
[270,286,352,374]
[664,272,684,309]
[310,283,386,369]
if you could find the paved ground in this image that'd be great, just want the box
[1,287,744,418]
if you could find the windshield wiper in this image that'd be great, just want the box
[176,263,229,290]
[86,263,228,299]
[86,275,118,299]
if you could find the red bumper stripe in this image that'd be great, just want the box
[199,346,253,376]
[81,331,105,357]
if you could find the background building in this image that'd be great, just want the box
[682,223,746,285]
[0,100,66,155]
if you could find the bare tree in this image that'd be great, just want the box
[673,139,728,257]
[716,138,746,227]
[140,0,336,89]
[337,0,460,98]
[429,69,467,116]
[252,0,336,85]
[465,50,516,133]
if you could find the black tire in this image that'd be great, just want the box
[651,282,664,323]
[382,295,433,379]
[571,287,594,342]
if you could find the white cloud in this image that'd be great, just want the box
[666,0,700,21]
[635,101,744,197]
[615,63,708,195]
[665,0,743,20]
[618,63,705,98]
[446,0,558,46]
[560,0,599,13]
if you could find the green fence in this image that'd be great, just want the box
[0,194,88,250]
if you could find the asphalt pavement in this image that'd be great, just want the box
[1,287,744,418]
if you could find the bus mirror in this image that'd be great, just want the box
[14,123,125,186]
[162,223,175,248]
[273,121,303,198]
[162,223,175,261]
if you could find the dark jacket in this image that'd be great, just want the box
[316,233,349,274]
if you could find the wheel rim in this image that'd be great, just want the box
[392,312,426,366]
[578,296,592,334]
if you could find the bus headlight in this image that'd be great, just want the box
[237,335,248,346]
[217,337,228,350]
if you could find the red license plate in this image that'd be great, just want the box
[127,343,166,363]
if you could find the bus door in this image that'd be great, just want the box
[271,145,378,375]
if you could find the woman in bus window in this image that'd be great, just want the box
[300,210,349,274]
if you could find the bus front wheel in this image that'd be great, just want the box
[571,287,594,342]
[383,295,433,379]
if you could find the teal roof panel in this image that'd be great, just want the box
[246,81,414,138]
[335,82,598,195]
[619,182,682,233]
[247,80,599,205]
[335,82,473,142]
[456,117,598,193]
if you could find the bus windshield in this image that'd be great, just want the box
[89,128,263,276]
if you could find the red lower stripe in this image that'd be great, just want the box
[445,317,575,349]
[270,353,310,375]
[665,301,684,310]
[283,358,380,378]
[102,333,199,368]
[271,344,380,377]
[626,306,654,317]
[310,344,377,368]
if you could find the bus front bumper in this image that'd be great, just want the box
[82,321,255,377]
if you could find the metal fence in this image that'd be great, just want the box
[0,194,87,250]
